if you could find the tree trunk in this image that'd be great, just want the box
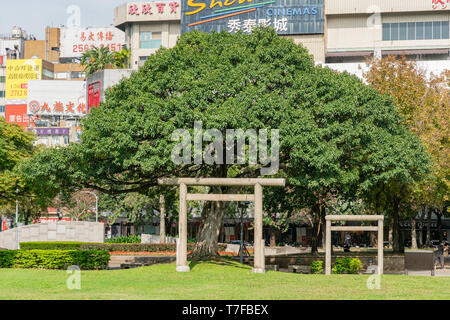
[191,199,227,260]
[426,209,432,247]
[160,194,166,244]
[388,224,393,248]
[411,218,417,249]
[436,209,443,242]
[269,228,277,247]
[418,208,425,248]
[311,202,321,254]
[392,197,404,253]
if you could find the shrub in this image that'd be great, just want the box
[19,242,227,253]
[105,235,141,244]
[20,242,85,250]
[311,261,324,274]
[0,250,110,270]
[332,258,363,274]
[0,250,16,268]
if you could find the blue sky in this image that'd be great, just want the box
[0,0,127,39]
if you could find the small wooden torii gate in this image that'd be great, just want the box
[158,178,286,273]
[325,215,384,275]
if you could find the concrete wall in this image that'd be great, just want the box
[0,221,105,250]
[265,253,405,273]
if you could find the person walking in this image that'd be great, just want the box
[435,241,446,270]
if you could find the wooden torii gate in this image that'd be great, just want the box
[325,215,384,275]
[158,178,286,273]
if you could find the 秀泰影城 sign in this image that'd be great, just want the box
[59,27,126,58]
[27,80,88,117]
[181,0,324,35]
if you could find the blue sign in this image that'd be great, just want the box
[181,0,324,35]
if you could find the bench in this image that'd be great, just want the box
[288,265,311,274]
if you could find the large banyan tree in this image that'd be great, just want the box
[20,28,430,257]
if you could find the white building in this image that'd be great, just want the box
[0,27,29,118]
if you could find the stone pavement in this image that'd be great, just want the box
[406,268,450,277]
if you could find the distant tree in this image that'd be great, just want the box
[364,56,449,246]
[80,46,116,76]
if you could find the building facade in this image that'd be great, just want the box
[325,0,450,78]
[115,1,449,77]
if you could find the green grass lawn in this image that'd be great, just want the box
[1,260,449,300]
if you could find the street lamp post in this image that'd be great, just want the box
[15,188,19,250]
[80,191,98,222]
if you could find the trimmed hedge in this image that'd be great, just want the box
[0,250,110,270]
[105,235,141,244]
[20,242,85,250]
[20,242,228,252]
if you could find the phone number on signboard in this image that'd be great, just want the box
[72,43,123,53]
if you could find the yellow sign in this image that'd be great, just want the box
[5,59,42,100]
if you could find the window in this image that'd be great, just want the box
[0,91,5,98]
[0,106,4,113]
[416,22,424,40]
[407,22,415,40]
[0,76,5,83]
[71,71,85,79]
[52,136,60,146]
[140,32,162,49]
[382,24,390,41]
[433,21,441,39]
[391,23,399,41]
[399,23,407,40]
[382,21,449,41]
[442,21,449,39]
[425,22,433,39]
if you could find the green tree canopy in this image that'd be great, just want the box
[21,28,430,256]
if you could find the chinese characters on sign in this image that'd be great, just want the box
[227,18,288,33]
[28,128,70,136]
[181,0,324,35]
[5,59,42,99]
[432,0,449,9]
[128,2,180,15]
[60,27,126,58]
[5,105,38,128]
[27,80,87,117]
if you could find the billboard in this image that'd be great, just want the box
[27,80,87,117]
[5,59,42,100]
[5,105,37,128]
[181,0,324,35]
[60,27,126,58]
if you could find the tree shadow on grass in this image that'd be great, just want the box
[189,258,251,271]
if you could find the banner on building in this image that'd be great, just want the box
[181,0,324,35]
[5,59,42,100]
[5,105,37,128]
[27,80,87,116]
[60,27,126,58]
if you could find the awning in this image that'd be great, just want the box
[326,51,373,57]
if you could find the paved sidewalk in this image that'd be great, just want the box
[406,268,450,277]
